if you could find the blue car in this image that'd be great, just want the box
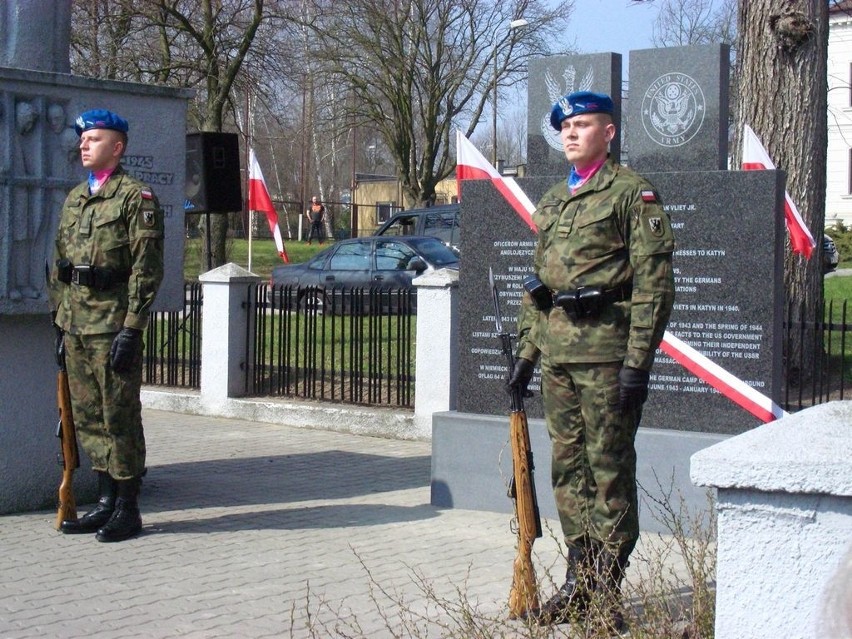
[269,235,459,313]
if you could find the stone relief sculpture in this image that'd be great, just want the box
[48,103,79,179]
[0,97,79,303]
[9,99,40,300]
[0,97,7,298]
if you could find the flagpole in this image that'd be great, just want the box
[246,89,253,273]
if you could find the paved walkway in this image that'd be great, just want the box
[0,409,695,638]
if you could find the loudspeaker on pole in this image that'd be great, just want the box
[185,132,242,213]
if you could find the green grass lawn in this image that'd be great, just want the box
[825,273,852,304]
[184,237,327,281]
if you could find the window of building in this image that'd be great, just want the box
[849,148,852,195]
[376,202,396,224]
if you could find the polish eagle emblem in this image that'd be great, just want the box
[541,65,595,151]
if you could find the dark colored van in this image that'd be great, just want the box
[374,203,460,254]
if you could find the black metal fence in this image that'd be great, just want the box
[143,282,203,388]
[783,299,850,410]
[144,283,849,413]
[246,283,415,407]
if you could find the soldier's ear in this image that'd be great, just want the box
[113,138,126,158]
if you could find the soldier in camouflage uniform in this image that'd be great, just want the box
[508,92,675,630]
[49,109,164,543]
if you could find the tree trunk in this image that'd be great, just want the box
[735,0,828,386]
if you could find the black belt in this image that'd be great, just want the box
[56,259,130,291]
[553,282,632,320]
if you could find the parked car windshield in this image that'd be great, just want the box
[405,237,459,267]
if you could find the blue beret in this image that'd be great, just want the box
[550,91,614,131]
[74,109,129,136]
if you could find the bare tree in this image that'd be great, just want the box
[71,0,296,269]
[651,0,737,47]
[70,0,143,80]
[301,0,574,208]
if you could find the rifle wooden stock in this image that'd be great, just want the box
[488,267,543,619]
[507,408,542,619]
[55,369,79,530]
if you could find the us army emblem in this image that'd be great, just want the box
[648,216,663,236]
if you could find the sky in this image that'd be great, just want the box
[501,0,660,120]
[564,0,660,57]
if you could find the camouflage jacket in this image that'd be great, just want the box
[516,158,675,371]
[50,165,164,335]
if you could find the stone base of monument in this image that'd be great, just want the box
[430,410,727,535]
[0,315,96,514]
[0,65,188,513]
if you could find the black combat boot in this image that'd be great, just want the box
[60,471,117,534]
[590,547,628,635]
[95,477,142,542]
[533,544,592,625]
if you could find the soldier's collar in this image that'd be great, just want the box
[93,165,127,199]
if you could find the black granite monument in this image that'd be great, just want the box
[433,44,786,530]
[627,44,730,172]
[527,53,622,175]
[456,171,785,435]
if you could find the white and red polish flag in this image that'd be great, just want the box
[741,124,815,259]
[248,148,289,263]
[458,131,788,423]
[455,130,537,231]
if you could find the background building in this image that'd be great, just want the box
[827,1,852,229]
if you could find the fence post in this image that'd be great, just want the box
[199,263,261,411]
[412,268,459,437]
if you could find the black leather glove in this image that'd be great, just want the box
[507,358,535,396]
[110,327,142,373]
[618,366,650,413]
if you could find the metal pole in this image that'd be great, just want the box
[351,97,357,239]
[246,89,252,273]
[492,43,498,166]
[492,18,528,168]
[300,78,307,242]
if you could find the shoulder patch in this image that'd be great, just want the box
[647,216,664,236]
[140,189,154,200]
[641,189,657,203]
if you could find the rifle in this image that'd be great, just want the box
[54,343,79,531]
[489,267,542,619]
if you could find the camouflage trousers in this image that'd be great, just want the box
[64,332,146,480]
[540,359,641,559]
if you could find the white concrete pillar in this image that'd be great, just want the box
[199,263,261,410]
[691,401,852,639]
[412,268,459,438]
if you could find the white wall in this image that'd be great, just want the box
[691,401,852,639]
[827,12,852,230]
